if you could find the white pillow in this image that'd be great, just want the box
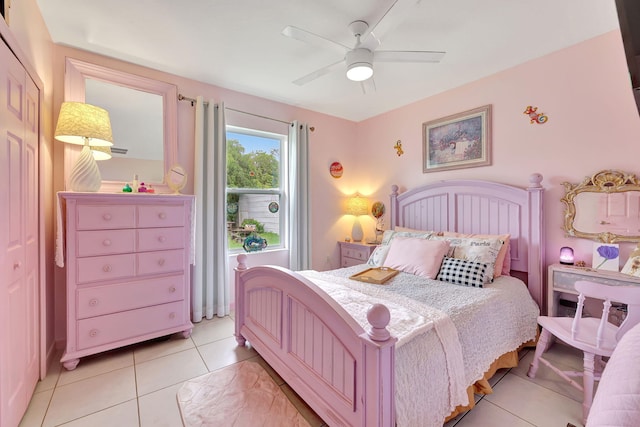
[431,236,502,283]
[382,237,450,279]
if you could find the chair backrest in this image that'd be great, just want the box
[573,280,640,347]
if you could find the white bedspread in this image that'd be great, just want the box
[301,266,539,427]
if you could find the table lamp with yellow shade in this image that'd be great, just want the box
[55,101,113,192]
[345,193,369,242]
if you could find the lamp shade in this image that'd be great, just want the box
[345,194,369,216]
[54,102,114,147]
[91,145,112,161]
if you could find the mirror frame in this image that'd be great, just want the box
[63,57,178,193]
[562,169,640,243]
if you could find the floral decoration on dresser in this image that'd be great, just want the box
[593,243,620,271]
[523,105,548,124]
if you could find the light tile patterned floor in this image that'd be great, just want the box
[20,316,585,426]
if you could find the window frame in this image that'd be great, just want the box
[225,125,288,253]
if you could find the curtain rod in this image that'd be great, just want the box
[178,94,291,126]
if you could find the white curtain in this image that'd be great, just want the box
[288,121,311,270]
[193,97,229,321]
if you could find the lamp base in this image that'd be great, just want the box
[69,145,102,192]
[351,217,364,242]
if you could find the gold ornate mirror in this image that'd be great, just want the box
[562,170,640,243]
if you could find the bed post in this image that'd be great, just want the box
[362,304,397,427]
[526,173,545,313]
[389,185,399,229]
[234,254,248,346]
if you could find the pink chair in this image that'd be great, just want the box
[527,280,640,424]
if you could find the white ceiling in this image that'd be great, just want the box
[37,0,620,122]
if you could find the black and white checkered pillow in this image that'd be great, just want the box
[437,257,487,288]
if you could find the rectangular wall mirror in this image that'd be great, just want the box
[64,57,178,192]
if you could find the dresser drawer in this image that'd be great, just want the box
[137,249,185,276]
[77,254,136,284]
[137,227,185,252]
[138,205,186,228]
[76,205,136,230]
[76,275,185,319]
[76,301,186,350]
[342,247,370,261]
[342,257,365,268]
[77,229,136,257]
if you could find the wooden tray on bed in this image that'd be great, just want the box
[349,267,399,284]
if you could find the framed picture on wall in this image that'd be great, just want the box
[422,105,492,173]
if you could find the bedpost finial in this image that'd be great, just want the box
[528,173,543,188]
[237,254,248,271]
[391,184,399,195]
[367,304,391,341]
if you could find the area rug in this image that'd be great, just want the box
[176,359,311,427]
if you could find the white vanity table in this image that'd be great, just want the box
[547,263,640,316]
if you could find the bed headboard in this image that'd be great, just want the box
[389,174,545,312]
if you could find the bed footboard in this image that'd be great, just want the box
[235,254,397,427]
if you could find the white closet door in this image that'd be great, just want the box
[0,38,40,427]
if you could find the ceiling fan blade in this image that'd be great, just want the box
[282,25,350,56]
[360,0,423,43]
[360,78,377,94]
[292,59,345,86]
[374,50,445,63]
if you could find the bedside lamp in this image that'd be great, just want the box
[55,102,113,192]
[559,246,575,265]
[346,194,369,242]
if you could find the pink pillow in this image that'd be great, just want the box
[383,237,450,279]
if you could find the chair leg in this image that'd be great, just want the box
[527,328,551,378]
[582,352,595,424]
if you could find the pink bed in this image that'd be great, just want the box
[234,175,545,426]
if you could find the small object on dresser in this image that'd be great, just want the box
[132,174,139,192]
[122,183,132,193]
[146,184,155,194]
[138,182,147,192]
[345,236,351,242]
[575,260,586,267]
[559,246,574,265]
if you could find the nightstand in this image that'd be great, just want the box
[338,241,378,268]
[547,263,640,316]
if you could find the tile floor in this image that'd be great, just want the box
[20,316,587,427]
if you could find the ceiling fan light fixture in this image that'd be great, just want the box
[346,48,374,81]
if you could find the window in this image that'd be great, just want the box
[226,126,286,252]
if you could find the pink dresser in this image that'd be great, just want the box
[59,192,194,370]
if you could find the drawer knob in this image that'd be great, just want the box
[158,236,166,243]
[169,286,176,293]
[102,239,112,246]
[89,298,99,307]
[103,213,112,221]
[158,212,167,220]
[13,261,21,270]
[89,329,99,337]
[158,258,165,266]
[102,264,112,273]
[169,312,176,319]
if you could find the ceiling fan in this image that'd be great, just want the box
[282,0,445,88]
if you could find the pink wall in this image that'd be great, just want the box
[355,30,640,271]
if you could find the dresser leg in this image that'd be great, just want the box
[63,358,80,371]
[181,328,192,338]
